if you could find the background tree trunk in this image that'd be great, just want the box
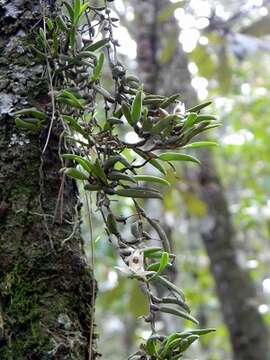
[0,1,96,358]
[132,1,270,359]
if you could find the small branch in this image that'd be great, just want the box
[41,1,56,154]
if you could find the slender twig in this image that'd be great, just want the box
[84,189,96,360]
[41,1,56,154]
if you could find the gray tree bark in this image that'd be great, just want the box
[0,1,96,359]
[132,1,270,359]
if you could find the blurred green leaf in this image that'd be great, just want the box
[127,281,148,318]
[159,36,178,65]
[217,44,232,94]
[157,2,184,23]
[241,15,270,37]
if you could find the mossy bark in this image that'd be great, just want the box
[0,1,96,359]
[133,1,270,359]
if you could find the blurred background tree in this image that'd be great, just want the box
[88,0,270,359]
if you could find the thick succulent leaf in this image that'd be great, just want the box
[15,118,41,131]
[158,152,200,164]
[83,38,110,52]
[14,107,46,120]
[91,52,105,82]
[108,171,136,183]
[64,167,89,181]
[115,187,163,200]
[73,0,81,24]
[179,335,200,352]
[134,149,167,175]
[183,112,197,129]
[93,159,108,184]
[131,90,143,124]
[56,15,68,31]
[156,275,185,300]
[63,1,74,23]
[160,93,181,108]
[156,252,170,275]
[121,102,133,125]
[146,217,171,253]
[142,247,163,258]
[179,328,216,337]
[145,338,158,356]
[183,141,218,149]
[159,306,199,325]
[187,100,212,113]
[57,90,85,109]
[62,115,86,136]
[133,175,170,186]
[62,154,94,173]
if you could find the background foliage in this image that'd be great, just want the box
[87,0,270,359]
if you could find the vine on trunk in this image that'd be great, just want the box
[15,1,219,358]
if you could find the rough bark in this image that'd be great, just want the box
[132,1,270,359]
[0,1,96,359]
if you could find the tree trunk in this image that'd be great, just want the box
[132,1,270,359]
[0,1,95,359]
